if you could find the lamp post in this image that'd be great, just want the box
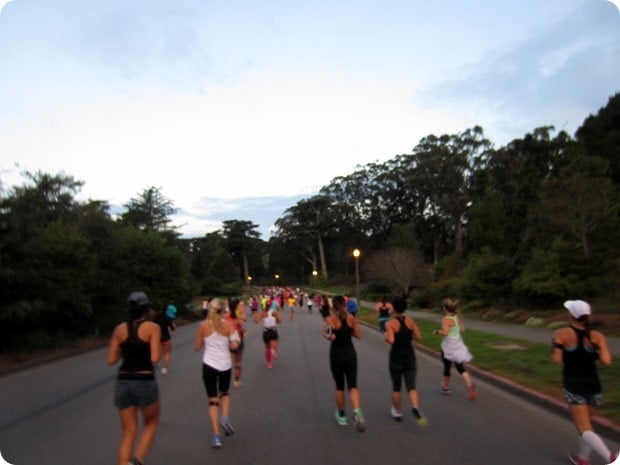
[312,270,318,284]
[353,248,361,307]
[274,274,280,286]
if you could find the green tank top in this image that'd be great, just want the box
[445,315,461,339]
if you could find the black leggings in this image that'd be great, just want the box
[202,363,232,398]
[441,350,466,376]
[330,349,357,390]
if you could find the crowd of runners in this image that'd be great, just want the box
[107,288,616,465]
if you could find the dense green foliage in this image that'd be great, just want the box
[1,93,619,351]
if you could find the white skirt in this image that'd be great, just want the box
[441,337,473,364]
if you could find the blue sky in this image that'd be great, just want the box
[0,0,618,239]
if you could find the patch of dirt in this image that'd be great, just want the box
[487,341,527,351]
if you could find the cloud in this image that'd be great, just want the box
[419,0,620,144]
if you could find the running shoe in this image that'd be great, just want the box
[352,408,366,432]
[440,385,452,395]
[161,367,168,375]
[220,416,235,436]
[210,435,223,448]
[390,407,402,422]
[267,362,273,369]
[334,410,348,426]
[412,407,427,426]
[567,451,591,465]
[233,380,242,388]
[468,385,477,401]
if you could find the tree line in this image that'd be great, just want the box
[1,93,618,351]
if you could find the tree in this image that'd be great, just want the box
[537,154,619,260]
[363,247,431,298]
[274,195,335,280]
[120,186,177,232]
[576,93,620,185]
[221,220,261,283]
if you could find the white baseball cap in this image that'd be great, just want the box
[563,300,591,318]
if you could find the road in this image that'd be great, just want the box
[1,307,618,465]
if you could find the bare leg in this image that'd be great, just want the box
[391,391,402,412]
[134,401,160,464]
[118,407,138,465]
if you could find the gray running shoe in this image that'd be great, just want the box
[220,416,235,436]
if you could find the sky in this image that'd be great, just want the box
[0,0,618,239]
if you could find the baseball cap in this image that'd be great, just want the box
[166,304,177,319]
[128,291,151,309]
[563,300,591,319]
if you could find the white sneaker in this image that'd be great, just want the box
[390,407,403,421]
[161,367,168,375]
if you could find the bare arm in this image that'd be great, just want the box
[193,323,205,351]
[106,325,123,366]
[592,332,612,366]
[551,329,564,365]
[384,320,395,344]
[409,318,421,340]
[149,323,162,364]
[350,315,361,339]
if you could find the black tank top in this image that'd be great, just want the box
[562,326,601,395]
[119,320,153,374]
[331,315,354,350]
[378,304,390,319]
[390,316,414,359]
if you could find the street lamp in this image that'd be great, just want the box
[274,274,280,286]
[353,248,361,307]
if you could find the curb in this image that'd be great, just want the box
[358,319,620,441]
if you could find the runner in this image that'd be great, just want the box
[193,298,240,448]
[306,293,314,314]
[323,295,366,432]
[287,293,297,321]
[107,291,161,465]
[384,296,426,425]
[552,300,616,465]
[375,296,393,333]
[228,297,247,388]
[153,304,176,375]
[249,296,259,322]
[258,306,282,368]
[432,298,477,400]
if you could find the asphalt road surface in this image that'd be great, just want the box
[1,307,618,465]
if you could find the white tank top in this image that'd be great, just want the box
[263,311,277,329]
[202,331,232,371]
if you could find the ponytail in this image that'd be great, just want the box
[332,295,347,320]
[579,315,593,345]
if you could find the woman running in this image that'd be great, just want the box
[432,298,476,400]
[552,300,616,465]
[227,297,247,388]
[193,298,241,448]
[258,306,282,368]
[107,291,161,465]
[323,295,366,432]
[375,296,393,333]
[384,296,426,425]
